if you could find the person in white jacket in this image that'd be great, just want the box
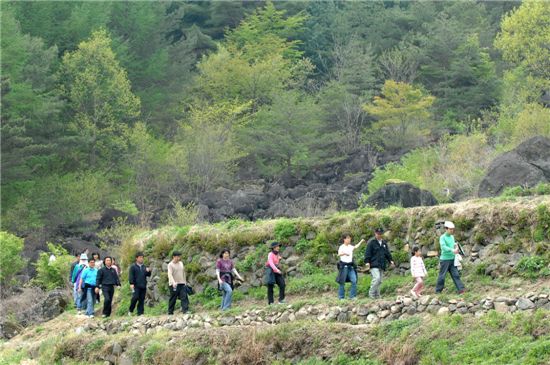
[410,246,428,299]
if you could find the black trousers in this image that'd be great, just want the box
[168,284,189,314]
[267,273,285,304]
[129,287,146,315]
[102,285,115,317]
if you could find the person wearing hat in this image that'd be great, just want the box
[128,252,152,316]
[216,248,244,311]
[167,251,188,315]
[72,253,89,314]
[69,253,81,306]
[265,241,286,305]
[364,228,395,299]
[435,221,465,294]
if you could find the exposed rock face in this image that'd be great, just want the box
[194,173,371,222]
[0,288,70,339]
[478,136,550,197]
[365,182,438,209]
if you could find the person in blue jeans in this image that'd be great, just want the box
[216,249,244,311]
[72,253,88,314]
[79,258,99,318]
[336,234,365,300]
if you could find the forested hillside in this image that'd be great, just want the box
[2,1,549,235]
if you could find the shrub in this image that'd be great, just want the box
[0,231,26,286]
[33,243,74,290]
[112,200,139,215]
[274,219,297,241]
[294,238,310,254]
[297,261,322,275]
[366,133,494,202]
[161,199,199,227]
[236,245,266,272]
[534,204,550,243]
[392,250,409,265]
[515,256,550,279]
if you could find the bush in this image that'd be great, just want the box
[366,133,494,202]
[392,250,409,265]
[161,199,199,227]
[515,256,550,279]
[274,219,297,241]
[294,238,310,254]
[236,245,266,272]
[2,172,113,233]
[112,200,139,216]
[33,243,74,290]
[500,183,550,198]
[534,204,550,243]
[0,231,26,286]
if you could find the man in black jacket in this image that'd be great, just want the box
[364,228,394,299]
[128,252,151,316]
[95,256,120,318]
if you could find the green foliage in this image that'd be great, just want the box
[59,28,141,169]
[535,204,550,243]
[515,256,550,279]
[391,250,408,266]
[33,243,74,290]
[364,80,435,152]
[243,91,328,177]
[297,261,322,276]
[0,231,26,286]
[162,200,199,228]
[2,171,113,233]
[176,101,249,195]
[112,200,139,216]
[366,133,493,201]
[274,219,297,241]
[495,1,550,81]
[236,245,266,273]
[501,183,550,198]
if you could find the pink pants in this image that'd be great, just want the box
[412,277,424,295]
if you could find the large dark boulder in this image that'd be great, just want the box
[366,182,438,209]
[478,136,550,197]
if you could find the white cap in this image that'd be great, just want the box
[444,221,455,229]
[80,253,88,260]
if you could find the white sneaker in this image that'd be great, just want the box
[88,315,94,319]
[410,290,418,299]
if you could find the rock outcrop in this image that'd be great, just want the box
[365,182,438,209]
[479,136,550,197]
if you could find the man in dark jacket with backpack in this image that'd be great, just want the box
[364,228,395,299]
[128,252,151,316]
[96,256,120,318]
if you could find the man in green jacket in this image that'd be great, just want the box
[435,221,465,294]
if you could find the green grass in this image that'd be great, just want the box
[6,310,549,365]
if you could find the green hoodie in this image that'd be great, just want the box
[439,233,456,260]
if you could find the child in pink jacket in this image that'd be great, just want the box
[410,246,428,298]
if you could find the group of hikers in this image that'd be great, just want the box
[69,221,465,318]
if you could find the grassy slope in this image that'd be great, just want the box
[2,196,549,364]
[2,306,549,365]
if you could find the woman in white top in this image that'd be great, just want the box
[336,233,365,300]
